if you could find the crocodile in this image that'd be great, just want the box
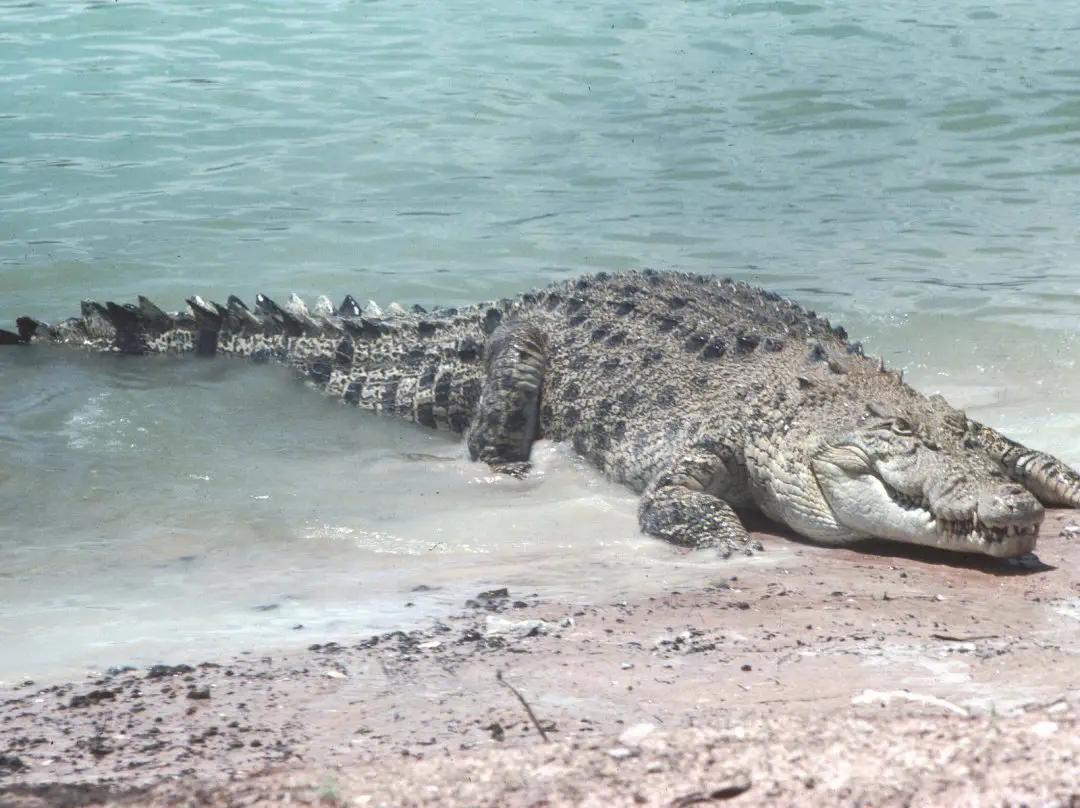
[4,269,1078,559]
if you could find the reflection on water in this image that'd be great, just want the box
[1,0,1079,680]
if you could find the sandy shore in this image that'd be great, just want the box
[2,511,1078,807]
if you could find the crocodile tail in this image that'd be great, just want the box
[331,361,484,435]
[1,295,223,355]
[4,292,505,433]
[0,317,37,345]
[285,294,497,433]
[2,293,390,357]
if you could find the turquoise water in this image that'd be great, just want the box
[1,1,1079,681]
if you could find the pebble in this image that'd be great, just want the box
[1028,721,1058,738]
[619,723,657,746]
[484,616,552,638]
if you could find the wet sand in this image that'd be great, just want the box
[2,510,1078,807]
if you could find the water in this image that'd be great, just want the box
[1,0,1079,682]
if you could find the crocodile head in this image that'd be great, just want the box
[807,399,1043,557]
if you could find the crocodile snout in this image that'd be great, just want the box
[976,483,1044,529]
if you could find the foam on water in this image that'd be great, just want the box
[1,0,1079,680]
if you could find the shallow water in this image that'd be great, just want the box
[1,0,1079,682]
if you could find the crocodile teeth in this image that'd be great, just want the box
[892,491,930,513]
[891,483,1037,546]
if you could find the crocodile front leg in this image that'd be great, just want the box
[638,434,757,557]
[970,420,1080,508]
[466,321,547,476]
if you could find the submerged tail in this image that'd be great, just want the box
[2,292,512,434]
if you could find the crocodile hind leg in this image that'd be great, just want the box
[638,434,757,557]
[970,420,1080,508]
[466,321,547,476]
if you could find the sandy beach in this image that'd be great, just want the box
[2,510,1078,807]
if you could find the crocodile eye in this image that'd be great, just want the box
[891,418,914,436]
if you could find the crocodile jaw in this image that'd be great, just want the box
[811,446,1040,558]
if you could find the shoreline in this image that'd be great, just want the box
[2,511,1078,806]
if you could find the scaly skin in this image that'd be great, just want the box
[4,270,1078,558]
